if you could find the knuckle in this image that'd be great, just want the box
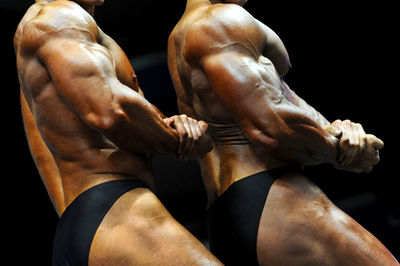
[200,121,208,129]
[341,137,350,144]
[349,141,359,148]
[348,141,356,147]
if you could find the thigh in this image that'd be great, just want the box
[89,188,221,266]
[256,174,398,266]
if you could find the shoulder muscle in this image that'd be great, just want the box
[183,4,265,64]
[20,1,98,53]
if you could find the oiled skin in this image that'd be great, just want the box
[168,0,398,264]
[15,0,222,265]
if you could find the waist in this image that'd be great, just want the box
[59,178,149,218]
[206,120,250,145]
[62,172,154,210]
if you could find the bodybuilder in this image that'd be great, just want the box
[15,0,222,265]
[168,0,399,265]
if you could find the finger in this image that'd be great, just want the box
[356,123,367,154]
[163,117,174,127]
[367,134,384,150]
[347,120,360,147]
[338,132,350,163]
[342,126,361,167]
[163,117,170,125]
[359,133,367,166]
[192,119,202,139]
[183,117,195,159]
[338,133,359,167]
[357,123,367,143]
[338,121,358,166]
[324,125,342,137]
[187,118,200,158]
[180,115,195,159]
[331,119,343,127]
[198,121,208,134]
[194,120,203,156]
[354,123,365,144]
[173,117,187,157]
[342,143,359,167]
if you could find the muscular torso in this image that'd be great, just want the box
[168,4,293,202]
[167,5,400,265]
[15,1,153,211]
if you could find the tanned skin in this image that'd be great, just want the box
[168,0,399,265]
[15,0,222,264]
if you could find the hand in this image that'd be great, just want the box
[339,133,383,173]
[327,120,384,173]
[164,114,212,159]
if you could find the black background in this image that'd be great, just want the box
[2,0,399,264]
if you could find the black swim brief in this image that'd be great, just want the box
[52,179,148,266]
[207,165,301,265]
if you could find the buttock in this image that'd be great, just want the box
[52,179,148,266]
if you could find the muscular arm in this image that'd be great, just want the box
[202,50,338,166]
[282,82,332,128]
[28,24,180,155]
[256,20,333,129]
[184,11,339,166]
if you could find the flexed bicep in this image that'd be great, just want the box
[201,50,286,146]
[200,48,340,165]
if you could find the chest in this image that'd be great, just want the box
[260,25,292,77]
[100,34,139,92]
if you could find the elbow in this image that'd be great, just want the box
[246,125,302,157]
[246,127,307,164]
[241,115,289,150]
[246,127,280,149]
[84,107,126,133]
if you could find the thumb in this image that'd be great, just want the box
[324,125,342,137]
[366,134,384,150]
[198,121,208,134]
[163,116,174,127]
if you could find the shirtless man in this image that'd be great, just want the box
[168,0,399,265]
[15,0,223,265]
